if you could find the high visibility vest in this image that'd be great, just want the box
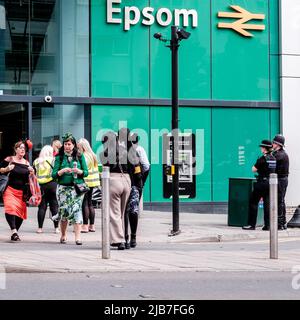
[84,154,100,188]
[33,157,54,185]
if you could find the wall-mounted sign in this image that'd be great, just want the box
[107,0,198,31]
[218,5,265,37]
[106,1,266,38]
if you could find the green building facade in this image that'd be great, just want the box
[0,0,280,211]
[91,0,280,210]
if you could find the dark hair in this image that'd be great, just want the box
[59,138,81,161]
[118,128,130,143]
[118,127,135,151]
[130,133,139,144]
[101,131,118,152]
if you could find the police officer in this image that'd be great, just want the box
[243,140,276,231]
[272,134,289,230]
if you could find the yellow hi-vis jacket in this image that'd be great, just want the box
[83,153,100,188]
[33,157,54,185]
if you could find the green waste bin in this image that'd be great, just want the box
[228,178,264,227]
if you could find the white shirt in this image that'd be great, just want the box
[136,145,150,172]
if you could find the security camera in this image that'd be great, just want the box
[177,28,191,40]
[154,32,162,40]
[153,32,167,42]
[44,95,52,103]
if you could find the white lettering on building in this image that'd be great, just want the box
[107,0,198,31]
[107,0,122,24]
[142,7,155,26]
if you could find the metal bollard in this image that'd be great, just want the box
[269,173,278,259]
[101,167,110,259]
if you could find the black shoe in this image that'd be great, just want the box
[262,225,270,231]
[111,243,119,247]
[278,225,286,230]
[117,243,125,250]
[242,225,255,230]
[130,234,137,248]
[130,239,137,248]
[125,241,131,249]
[11,233,21,242]
[75,240,82,245]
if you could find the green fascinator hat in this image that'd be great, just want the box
[62,132,76,143]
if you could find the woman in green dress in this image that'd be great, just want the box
[52,133,88,245]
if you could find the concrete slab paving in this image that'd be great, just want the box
[0,208,300,273]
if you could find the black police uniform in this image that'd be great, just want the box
[273,148,289,228]
[248,152,276,228]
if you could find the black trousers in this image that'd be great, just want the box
[124,211,138,241]
[82,187,95,225]
[278,177,288,227]
[248,180,270,227]
[139,169,150,200]
[38,181,59,229]
[5,213,23,231]
[124,187,142,241]
[124,170,149,241]
[142,169,150,186]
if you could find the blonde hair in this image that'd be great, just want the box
[51,140,62,152]
[77,138,98,167]
[36,145,54,169]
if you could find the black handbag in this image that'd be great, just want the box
[0,174,9,196]
[74,182,90,195]
[0,161,13,196]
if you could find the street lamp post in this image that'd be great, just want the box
[154,26,191,236]
[170,26,180,235]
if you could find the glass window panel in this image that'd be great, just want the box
[32,104,85,159]
[0,0,30,95]
[0,0,89,96]
[31,0,89,97]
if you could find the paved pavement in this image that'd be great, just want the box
[0,208,300,273]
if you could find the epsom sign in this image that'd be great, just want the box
[107,0,198,31]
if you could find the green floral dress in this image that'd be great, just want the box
[57,186,84,224]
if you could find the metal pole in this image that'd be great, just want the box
[269,173,278,259]
[101,166,110,259]
[170,25,180,235]
[27,102,33,164]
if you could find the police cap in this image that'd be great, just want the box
[272,134,285,147]
[259,140,273,148]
